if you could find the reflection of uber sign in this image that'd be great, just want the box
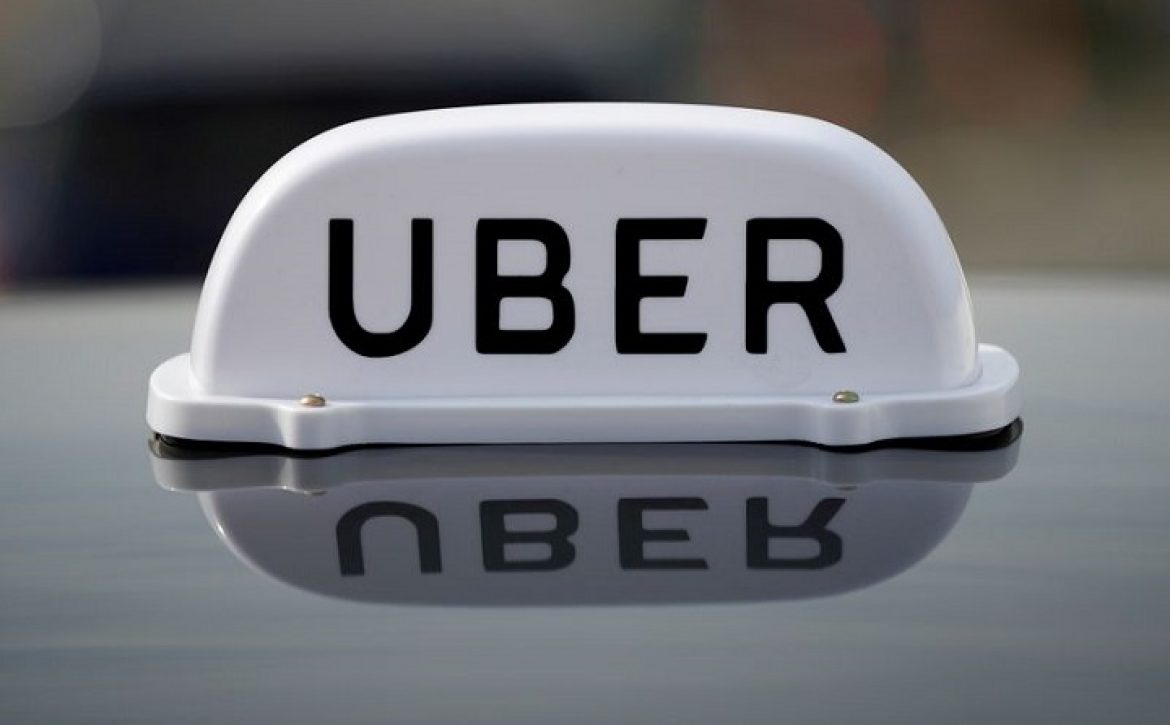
[337,496,845,574]
[147,103,1020,449]
[156,440,1020,604]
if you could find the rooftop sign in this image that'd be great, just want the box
[147,103,1019,448]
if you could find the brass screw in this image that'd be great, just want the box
[832,390,860,404]
[299,393,327,408]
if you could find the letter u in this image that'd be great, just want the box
[328,218,434,357]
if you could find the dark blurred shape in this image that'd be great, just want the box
[0,1,101,128]
[703,0,887,129]
[919,0,1087,123]
[700,0,1170,272]
[4,1,1170,282]
[1,1,697,282]
[45,78,594,279]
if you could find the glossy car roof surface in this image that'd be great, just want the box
[2,273,1167,724]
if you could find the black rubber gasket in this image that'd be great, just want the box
[149,418,1023,461]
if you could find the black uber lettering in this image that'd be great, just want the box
[476,218,576,354]
[327,216,848,356]
[334,496,849,576]
[480,499,579,571]
[745,218,846,354]
[746,497,845,570]
[618,497,709,569]
[336,501,442,575]
[615,218,708,354]
[328,218,434,357]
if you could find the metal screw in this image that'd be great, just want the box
[832,390,860,404]
[299,393,327,408]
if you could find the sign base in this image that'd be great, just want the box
[147,344,1019,450]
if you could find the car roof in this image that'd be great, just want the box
[1,273,1168,723]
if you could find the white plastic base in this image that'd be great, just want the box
[147,344,1019,450]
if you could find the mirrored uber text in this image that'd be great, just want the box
[151,435,1019,605]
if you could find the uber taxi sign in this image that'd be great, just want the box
[147,103,1020,449]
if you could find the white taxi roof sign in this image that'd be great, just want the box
[147,103,1020,448]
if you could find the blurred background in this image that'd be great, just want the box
[1,0,1167,285]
